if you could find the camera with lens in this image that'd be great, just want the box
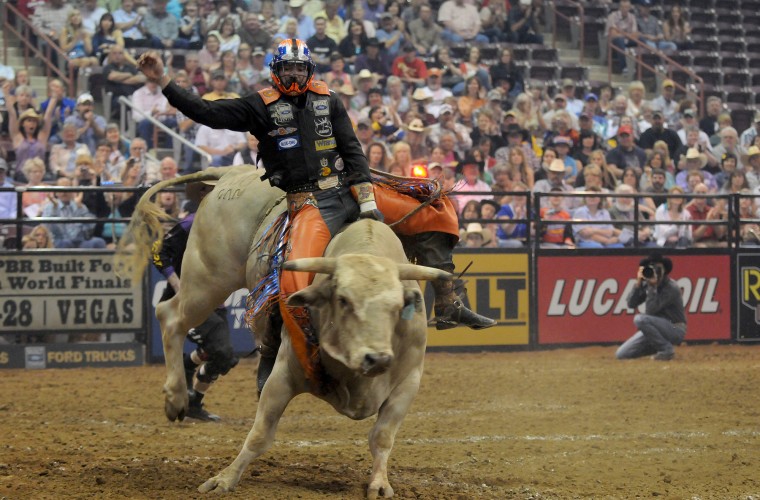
[642,265,658,279]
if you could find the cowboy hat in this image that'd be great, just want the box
[460,222,492,245]
[352,69,379,88]
[405,118,427,133]
[18,108,43,124]
[684,147,707,168]
[480,199,502,214]
[411,87,433,101]
[741,145,760,165]
[548,158,566,173]
[639,253,673,275]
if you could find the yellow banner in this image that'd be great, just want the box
[426,253,530,347]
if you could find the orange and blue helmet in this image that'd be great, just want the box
[270,38,316,96]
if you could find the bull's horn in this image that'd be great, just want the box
[397,264,453,281]
[283,257,338,275]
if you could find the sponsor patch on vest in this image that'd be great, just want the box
[270,102,293,126]
[334,156,344,171]
[320,166,332,176]
[314,137,336,151]
[314,117,333,137]
[313,99,330,116]
[276,135,301,150]
[267,126,298,137]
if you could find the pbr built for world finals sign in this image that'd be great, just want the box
[0,253,144,369]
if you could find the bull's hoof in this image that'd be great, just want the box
[163,386,189,422]
[198,473,238,493]
[367,482,394,499]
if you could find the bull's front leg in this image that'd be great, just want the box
[198,347,297,493]
[367,367,423,499]
[156,297,190,421]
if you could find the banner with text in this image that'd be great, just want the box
[0,253,142,333]
[148,267,255,362]
[537,254,730,344]
[735,253,760,340]
[0,342,144,369]
[426,252,530,347]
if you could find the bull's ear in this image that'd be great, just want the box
[287,281,331,308]
[403,287,423,313]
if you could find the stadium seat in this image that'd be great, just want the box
[559,65,588,82]
[691,53,719,69]
[528,64,559,82]
[512,46,531,62]
[716,12,743,25]
[691,25,717,38]
[582,4,608,21]
[719,40,747,54]
[668,53,693,68]
[695,69,722,88]
[721,55,749,70]
[689,11,717,25]
[726,90,753,106]
[531,47,559,63]
[722,70,751,89]
[692,38,720,53]
[689,0,716,10]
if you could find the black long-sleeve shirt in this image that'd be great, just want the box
[162,81,371,191]
[626,277,686,325]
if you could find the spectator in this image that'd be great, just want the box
[453,158,492,211]
[460,222,492,248]
[206,0,241,34]
[421,69,452,118]
[64,93,107,155]
[72,153,109,238]
[0,159,17,221]
[505,146,534,190]
[738,189,760,246]
[636,0,676,52]
[458,199,481,229]
[712,127,745,170]
[177,1,205,50]
[557,79,583,117]
[739,111,760,150]
[80,0,107,35]
[609,183,656,247]
[699,96,723,138]
[4,88,55,181]
[317,0,346,44]
[674,149,716,192]
[338,19,368,66]
[92,12,131,65]
[392,44,427,88]
[20,158,50,218]
[106,157,141,221]
[132,81,177,150]
[352,70,380,111]
[437,0,487,44]
[202,69,240,101]
[470,109,507,157]
[407,3,443,56]
[653,185,691,248]
[26,225,55,249]
[209,18,242,53]
[282,0,315,40]
[534,159,573,208]
[662,4,691,51]
[103,45,146,120]
[606,125,647,174]
[642,167,669,208]
[42,177,106,249]
[676,125,717,172]
[308,16,339,74]
[198,33,223,73]
[249,47,271,92]
[638,109,682,159]
[650,79,678,125]
[31,0,73,41]
[572,186,624,249]
[508,0,543,44]
[376,13,405,59]
[259,0,282,38]
[570,164,611,209]
[365,141,391,172]
[626,81,647,119]
[104,123,128,178]
[195,123,245,167]
[490,47,524,99]
[606,0,637,74]
[714,152,737,191]
[490,163,513,205]
[354,37,392,83]
[49,123,90,179]
[478,198,501,246]
[641,150,675,192]
[539,187,575,248]
[143,0,183,49]
[60,9,100,70]
[685,183,727,247]
[404,118,431,160]
[211,50,245,95]
[113,0,146,47]
[494,184,530,248]
[551,135,581,186]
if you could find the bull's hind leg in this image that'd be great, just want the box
[367,368,423,499]
[199,337,297,493]
[157,282,232,421]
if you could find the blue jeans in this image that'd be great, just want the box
[616,314,686,359]
[611,37,637,71]
[644,40,677,52]
[577,241,625,249]
[441,29,490,45]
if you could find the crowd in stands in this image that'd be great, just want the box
[1,0,760,250]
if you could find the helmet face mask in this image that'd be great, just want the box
[270,39,316,96]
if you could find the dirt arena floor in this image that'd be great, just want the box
[3,343,760,499]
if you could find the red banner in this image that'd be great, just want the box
[537,254,730,344]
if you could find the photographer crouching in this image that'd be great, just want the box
[616,254,687,361]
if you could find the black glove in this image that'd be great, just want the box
[359,206,384,222]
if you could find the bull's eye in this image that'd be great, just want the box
[338,297,350,309]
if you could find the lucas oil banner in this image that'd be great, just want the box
[537,254,730,344]
[736,253,760,340]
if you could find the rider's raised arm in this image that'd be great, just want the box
[162,81,267,136]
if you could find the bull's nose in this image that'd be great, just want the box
[361,352,394,376]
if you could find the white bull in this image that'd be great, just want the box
[117,165,450,498]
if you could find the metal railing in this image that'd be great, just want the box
[118,96,212,170]
[606,32,705,115]
[2,2,76,97]
[549,0,585,64]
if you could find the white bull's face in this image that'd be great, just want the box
[288,257,405,376]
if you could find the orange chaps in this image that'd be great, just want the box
[280,184,459,295]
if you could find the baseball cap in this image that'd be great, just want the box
[380,12,393,20]
[561,78,575,88]
[487,89,503,101]
[439,103,453,115]
[652,109,664,118]
[683,108,696,117]
[366,37,381,47]
[211,69,227,79]
[77,92,94,104]
[427,68,443,77]
[357,117,372,128]
[554,94,567,102]
[403,43,416,53]
[618,125,633,136]
[584,93,598,101]
[552,135,573,147]
[252,46,266,56]
[662,79,675,88]
[428,161,443,171]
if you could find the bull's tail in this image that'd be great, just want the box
[114,168,229,282]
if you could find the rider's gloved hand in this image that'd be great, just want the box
[351,182,384,222]
[358,201,384,222]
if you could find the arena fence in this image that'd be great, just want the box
[0,186,758,369]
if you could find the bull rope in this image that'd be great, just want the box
[369,168,447,228]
